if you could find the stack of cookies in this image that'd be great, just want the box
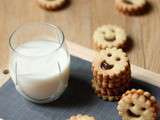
[92,47,131,101]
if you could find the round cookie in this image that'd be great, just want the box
[68,114,96,120]
[115,0,146,15]
[36,0,66,10]
[93,25,127,50]
[95,69,131,88]
[92,48,130,79]
[117,89,158,120]
[91,79,121,101]
[92,79,129,96]
[91,48,131,101]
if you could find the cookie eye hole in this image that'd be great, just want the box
[101,60,114,70]
[3,69,9,75]
[107,53,112,57]
[141,107,146,111]
[101,31,106,35]
[130,103,134,107]
[110,29,115,33]
[123,0,133,4]
[116,57,121,61]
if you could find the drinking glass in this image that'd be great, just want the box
[9,23,70,103]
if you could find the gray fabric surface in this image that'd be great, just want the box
[0,56,159,120]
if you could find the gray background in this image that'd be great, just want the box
[0,57,159,120]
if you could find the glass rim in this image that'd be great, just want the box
[9,22,65,57]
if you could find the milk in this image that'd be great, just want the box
[9,40,70,103]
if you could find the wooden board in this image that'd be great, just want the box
[0,0,160,86]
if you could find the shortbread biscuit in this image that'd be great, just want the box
[117,89,158,120]
[115,0,146,15]
[36,0,66,10]
[92,79,129,96]
[93,25,127,50]
[91,79,125,101]
[91,48,131,101]
[92,48,130,79]
[95,71,131,88]
[68,114,96,120]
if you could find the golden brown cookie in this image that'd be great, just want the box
[115,0,146,15]
[92,48,130,79]
[68,114,96,120]
[91,79,121,101]
[117,89,158,120]
[92,79,129,97]
[91,48,131,101]
[93,25,127,50]
[36,0,66,10]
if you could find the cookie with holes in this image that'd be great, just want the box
[93,25,127,50]
[92,79,129,96]
[68,114,96,120]
[117,89,158,120]
[91,79,121,101]
[115,0,146,15]
[92,48,131,101]
[92,47,131,80]
[36,0,66,10]
[95,71,131,88]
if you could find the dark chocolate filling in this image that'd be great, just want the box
[127,109,141,118]
[101,61,114,70]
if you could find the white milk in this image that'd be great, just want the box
[9,40,70,102]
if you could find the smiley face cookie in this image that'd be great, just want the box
[115,0,146,15]
[92,47,130,78]
[93,25,127,50]
[36,0,66,10]
[92,48,131,101]
[117,89,158,120]
[68,114,96,120]
[91,79,123,101]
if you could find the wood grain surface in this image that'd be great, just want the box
[0,0,160,86]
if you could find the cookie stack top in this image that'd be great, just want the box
[92,47,129,78]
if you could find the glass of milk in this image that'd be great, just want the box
[9,23,70,103]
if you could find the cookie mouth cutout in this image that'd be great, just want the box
[104,36,116,42]
[127,109,141,118]
[101,60,114,70]
[101,29,116,42]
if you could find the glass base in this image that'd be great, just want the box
[15,85,67,104]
